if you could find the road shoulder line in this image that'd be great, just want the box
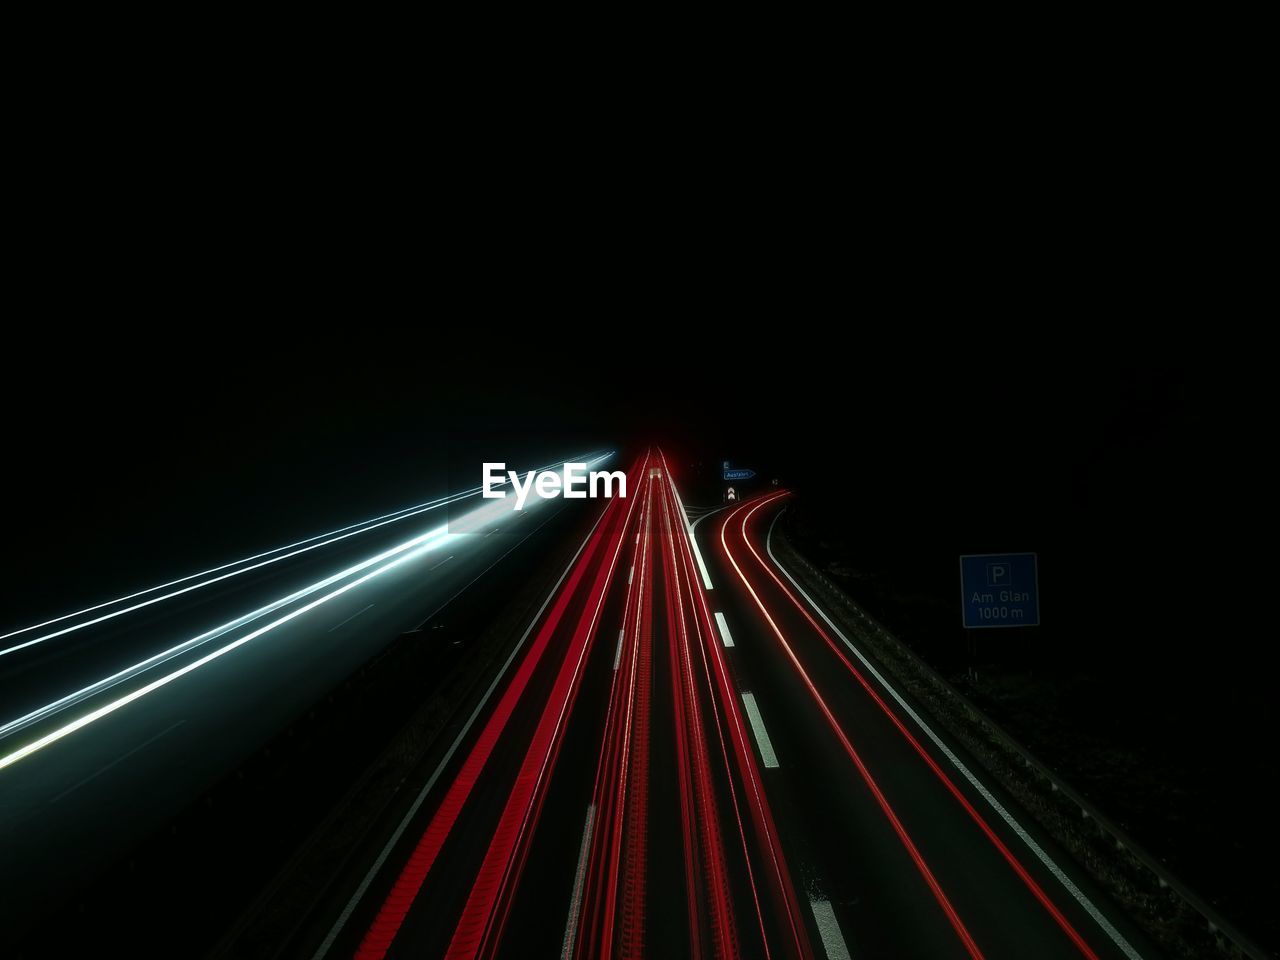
[764,511,1143,960]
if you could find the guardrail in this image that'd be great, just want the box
[775,530,1271,960]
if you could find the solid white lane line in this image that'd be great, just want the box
[430,555,455,571]
[714,611,736,648]
[740,692,779,768]
[561,805,596,960]
[310,500,612,960]
[764,512,1144,960]
[49,720,186,803]
[810,899,853,960]
[328,603,375,633]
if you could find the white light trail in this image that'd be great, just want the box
[0,524,450,742]
[0,455,612,770]
[0,533,449,772]
[0,453,609,659]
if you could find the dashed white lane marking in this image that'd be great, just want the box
[430,555,455,571]
[328,603,376,632]
[628,564,634,585]
[614,629,626,671]
[714,611,736,648]
[561,804,596,959]
[740,691,779,768]
[810,898,853,960]
[50,720,186,803]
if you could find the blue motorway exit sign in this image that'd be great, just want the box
[960,553,1039,628]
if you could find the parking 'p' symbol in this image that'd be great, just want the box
[987,563,1010,587]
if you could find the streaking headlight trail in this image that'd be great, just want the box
[0,453,607,658]
[0,455,609,773]
[0,532,447,772]
[0,526,452,742]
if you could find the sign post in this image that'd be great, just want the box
[959,552,1039,681]
[723,462,755,501]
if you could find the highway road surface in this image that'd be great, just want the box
[305,451,1167,960]
[0,454,609,952]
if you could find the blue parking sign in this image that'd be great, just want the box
[960,553,1039,628]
